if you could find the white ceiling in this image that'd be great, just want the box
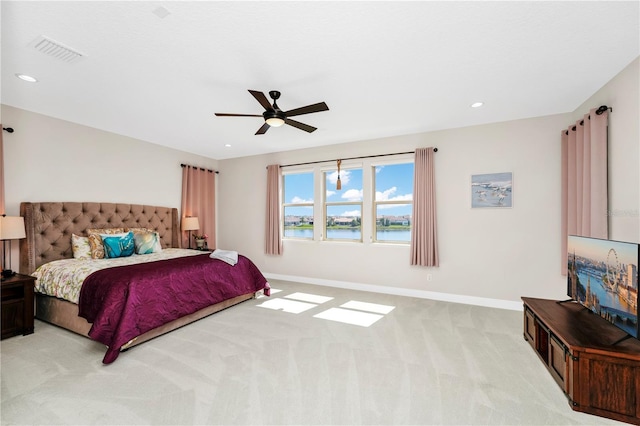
[2,1,638,160]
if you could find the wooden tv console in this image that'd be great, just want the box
[522,297,640,425]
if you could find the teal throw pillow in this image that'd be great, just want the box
[102,232,135,258]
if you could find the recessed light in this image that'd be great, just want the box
[470,102,484,108]
[224,144,231,148]
[152,6,171,19]
[15,73,38,83]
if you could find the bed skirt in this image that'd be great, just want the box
[35,291,256,351]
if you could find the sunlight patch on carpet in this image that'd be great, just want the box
[257,298,317,314]
[313,308,383,327]
[340,300,395,314]
[285,292,334,304]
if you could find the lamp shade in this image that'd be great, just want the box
[182,216,200,231]
[0,216,26,240]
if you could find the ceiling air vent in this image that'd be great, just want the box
[30,35,84,63]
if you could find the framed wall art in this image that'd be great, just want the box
[471,172,513,208]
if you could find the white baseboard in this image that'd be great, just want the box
[263,273,524,311]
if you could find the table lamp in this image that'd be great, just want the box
[1,215,26,279]
[182,216,200,249]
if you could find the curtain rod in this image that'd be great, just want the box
[278,148,437,169]
[565,105,611,135]
[180,163,219,174]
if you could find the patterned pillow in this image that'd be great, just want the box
[127,227,152,235]
[101,232,135,258]
[71,234,91,259]
[133,231,162,255]
[87,228,126,259]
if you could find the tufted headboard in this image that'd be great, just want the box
[19,202,180,274]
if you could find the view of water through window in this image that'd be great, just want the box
[285,228,411,241]
[283,162,414,243]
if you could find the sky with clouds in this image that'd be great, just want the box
[284,163,414,217]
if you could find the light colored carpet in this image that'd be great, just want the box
[0,280,625,425]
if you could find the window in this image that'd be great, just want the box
[281,156,414,244]
[324,167,363,241]
[283,171,314,239]
[374,162,413,243]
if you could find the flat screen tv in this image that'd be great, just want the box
[567,235,639,340]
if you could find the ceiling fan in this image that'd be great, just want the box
[215,90,329,135]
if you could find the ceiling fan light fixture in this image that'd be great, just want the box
[216,89,328,135]
[265,117,285,127]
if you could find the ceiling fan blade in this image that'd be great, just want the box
[249,90,273,111]
[215,113,262,117]
[284,102,329,118]
[255,122,270,135]
[285,118,317,133]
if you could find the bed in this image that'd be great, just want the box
[19,201,269,364]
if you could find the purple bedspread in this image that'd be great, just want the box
[78,253,268,364]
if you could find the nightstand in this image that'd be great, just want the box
[1,273,35,339]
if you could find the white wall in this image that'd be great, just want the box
[218,113,569,307]
[217,58,639,307]
[1,105,218,215]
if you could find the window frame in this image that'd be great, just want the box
[279,155,414,245]
[282,168,315,240]
[322,164,363,243]
[371,159,414,244]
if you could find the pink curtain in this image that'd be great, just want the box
[410,147,439,266]
[0,124,5,214]
[265,164,282,255]
[0,126,4,271]
[561,107,609,274]
[180,165,216,249]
